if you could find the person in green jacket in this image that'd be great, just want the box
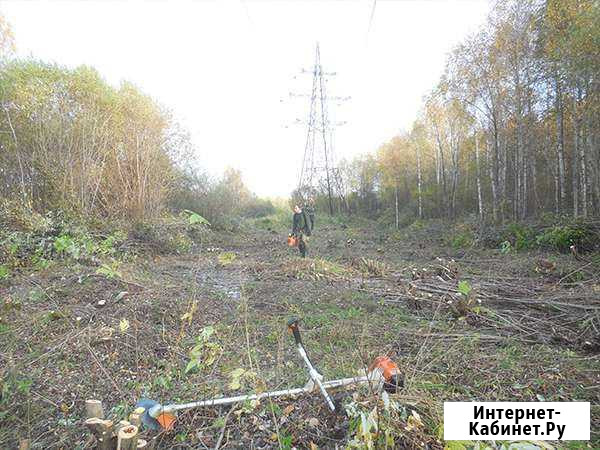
[304,197,315,233]
[291,204,311,257]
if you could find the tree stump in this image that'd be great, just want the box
[115,420,131,436]
[129,407,144,427]
[85,417,114,450]
[85,399,105,419]
[117,424,139,450]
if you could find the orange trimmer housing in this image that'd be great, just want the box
[156,412,176,430]
[369,356,404,393]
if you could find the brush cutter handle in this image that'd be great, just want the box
[287,318,302,345]
[287,318,336,411]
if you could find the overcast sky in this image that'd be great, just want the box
[2,0,491,197]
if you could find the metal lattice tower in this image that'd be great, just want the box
[296,43,347,214]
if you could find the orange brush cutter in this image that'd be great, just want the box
[135,319,403,430]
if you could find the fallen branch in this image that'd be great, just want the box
[214,406,234,450]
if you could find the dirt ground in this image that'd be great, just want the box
[1,218,598,449]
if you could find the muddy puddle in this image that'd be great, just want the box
[197,267,248,300]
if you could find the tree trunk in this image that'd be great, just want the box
[514,136,520,220]
[435,132,448,217]
[3,105,28,205]
[475,134,484,222]
[449,131,459,219]
[554,160,560,213]
[522,152,528,219]
[394,183,399,229]
[589,113,600,216]
[416,144,423,219]
[572,96,579,217]
[574,86,587,217]
[531,156,539,216]
[488,136,499,222]
[555,76,567,211]
[500,133,507,221]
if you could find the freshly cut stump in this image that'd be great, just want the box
[85,399,105,419]
[84,418,114,450]
[117,424,139,450]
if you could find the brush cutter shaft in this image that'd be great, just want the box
[288,318,336,411]
[321,375,369,389]
[161,376,369,413]
[164,387,306,412]
[296,344,336,411]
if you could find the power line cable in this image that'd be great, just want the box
[367,0,377,40]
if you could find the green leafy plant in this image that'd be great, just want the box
[31,254,51,270]
[0,265,9,280]
[536,224,592,252]
[0,375,33,406]
[168,232,193,254]
[184,209,210,226]
[280,432,293,450]
[457,280,472,296]
[185,326,221,374]
[505,223,535,250]
[345,392,411,449]
[96,261,122,279]
[218,252,236,266]
[28,289,44,302]
[53,235,79,258]
[444,441,476,450]
[451,280,481,316]
[153,374,173,390]
[448,225,474,249]
[99,231,126,255]
[228,368,257,390]
[499,240,512,254]
[7,236,21,256]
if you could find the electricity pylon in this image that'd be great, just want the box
[294,43,348,214]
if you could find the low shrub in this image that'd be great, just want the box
[503,223,536,250]
[536,223,598,253]
[130,219,202,254]
[476,219,599,254]
[446,223,474,249]
[0,199,204,276]
[251,209,290,231]
[240,198,276,218]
